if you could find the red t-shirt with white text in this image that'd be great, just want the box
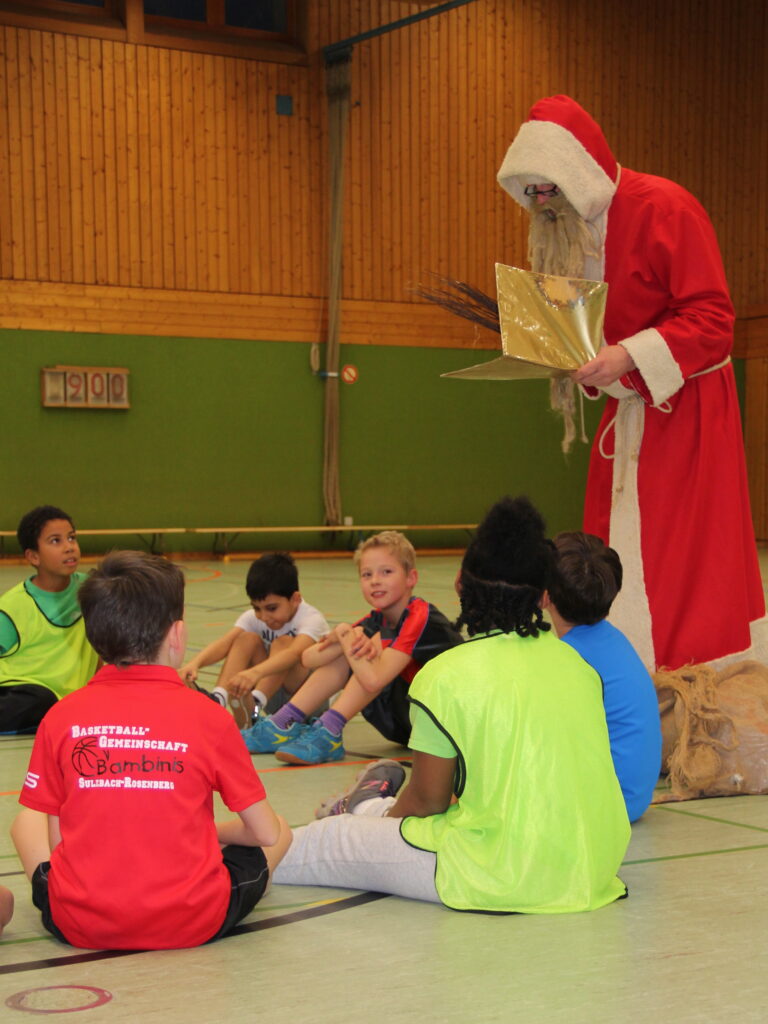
[20,664,266,950]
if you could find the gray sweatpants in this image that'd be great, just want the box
[273,800,441,904]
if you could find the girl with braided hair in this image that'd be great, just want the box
[273,496,630,914]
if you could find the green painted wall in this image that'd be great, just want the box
[2,326,693,553]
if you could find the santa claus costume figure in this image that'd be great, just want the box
[497,94,766,671]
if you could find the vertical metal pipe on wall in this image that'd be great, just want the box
[321,52,351,527]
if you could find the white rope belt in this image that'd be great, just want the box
[598,356,732,460]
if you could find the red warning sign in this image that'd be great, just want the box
[341,364,359,384]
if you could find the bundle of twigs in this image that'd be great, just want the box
[415,275,500,334]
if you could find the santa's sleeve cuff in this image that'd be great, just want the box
[618,329,684,405]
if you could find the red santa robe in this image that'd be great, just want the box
[497,95,765,671]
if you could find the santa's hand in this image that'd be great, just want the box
[572,345,635,388]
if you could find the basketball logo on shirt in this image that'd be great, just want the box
[72,736,108,777]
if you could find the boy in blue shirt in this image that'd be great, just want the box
[545,531,662,822]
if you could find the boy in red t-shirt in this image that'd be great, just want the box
[11,551,291,951]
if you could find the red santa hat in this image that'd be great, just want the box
[497,95,619,222]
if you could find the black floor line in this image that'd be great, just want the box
[0,891,390,977]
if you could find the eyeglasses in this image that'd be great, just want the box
[523,184,560,198]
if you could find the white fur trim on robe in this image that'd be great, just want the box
[605,394,655,670]
[497,121,616,222]
[619,328,685,406]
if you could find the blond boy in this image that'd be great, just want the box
[240,532,462,765]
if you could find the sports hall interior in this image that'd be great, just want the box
[1,1,768,1020]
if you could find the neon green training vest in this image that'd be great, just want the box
[0,575,98,700]
[400,630,630,913]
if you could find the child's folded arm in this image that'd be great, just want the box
[225,633,317,696]
[337,624,404,694]
[180,627,244,683]
[302,631,343,669]
[216,799,282,849]
[386,751,456,819]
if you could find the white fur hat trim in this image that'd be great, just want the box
[497,120,616,222]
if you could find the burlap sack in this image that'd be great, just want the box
[653,660,768,801]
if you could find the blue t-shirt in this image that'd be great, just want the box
[562,620,661,822]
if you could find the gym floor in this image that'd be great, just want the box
[2,551,768,1022]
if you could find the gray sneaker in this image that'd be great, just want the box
[315,759,406,819]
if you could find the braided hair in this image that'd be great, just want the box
[456,496,554,638]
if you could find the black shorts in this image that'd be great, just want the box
[361,676,412,746]
[207,844,270,941]
[31,844,269,947]
[0,684,57,734]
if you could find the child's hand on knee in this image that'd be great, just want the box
[226,671,256,698]
[338,624,380,662]
[180,660,199,685]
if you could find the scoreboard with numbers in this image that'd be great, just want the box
[41,366,130,410]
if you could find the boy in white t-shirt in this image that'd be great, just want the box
[181,553,328,727]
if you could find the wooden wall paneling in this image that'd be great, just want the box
[101,40,118,285]
[123,42,141,286]
[135,45,155,289]
[310,55,326,300]
[16,29,35,280]
[77,35,95,283]
[53,31,71,281]
[0,2,765,333]
[89,38,108,284]
[346,44,361,302]
[28,31,47,281]
[7,27,27,280]
[157,47,175,290]
[414,22,429,295]
[212,56,229,293]
[112,40,129,286]
[64,34,83,282]
[274,62,291,295]
[263,62,279,297]
[244,61,261,295]
[167,48,185,290]
[224,56,241,295]
[179,50,197,291]
[452,2,467,286]
[354,35,369,300]
[144,45,162,289]
[0,28,12,280]
[295,62,313,299]
[191,52,209,291]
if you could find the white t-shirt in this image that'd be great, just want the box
[234,599,328,653]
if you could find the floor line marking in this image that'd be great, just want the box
[0,891,389,976]
[624,841,768,866]
[652,803,768,834]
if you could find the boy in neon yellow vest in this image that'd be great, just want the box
[0,506,98,733]
[273,496,631,914]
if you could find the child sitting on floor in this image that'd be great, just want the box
[272,497,630,914]
[0,505,99,733]
[12,551,290,950]
[545,531,662,822]
[241,531,462,765]
[181,552,329,727]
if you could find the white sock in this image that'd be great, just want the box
[252,690,268,710]
[212,687,228,706]
[351,796,396,817]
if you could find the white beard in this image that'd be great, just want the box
[527,195,603,278]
